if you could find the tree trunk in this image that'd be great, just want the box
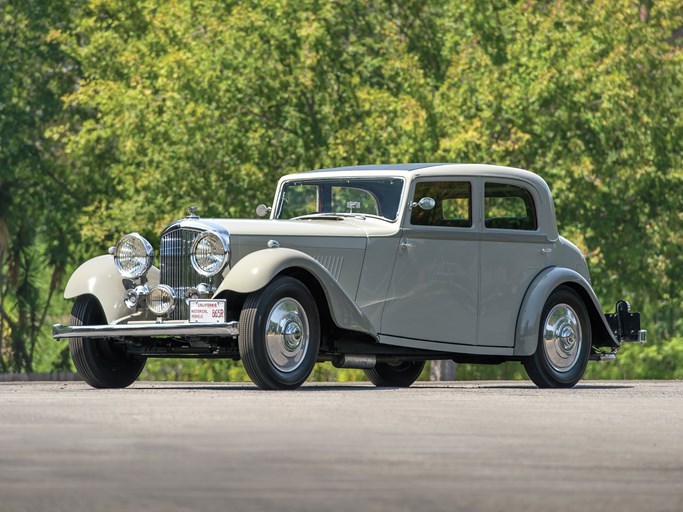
[430,360,456,381]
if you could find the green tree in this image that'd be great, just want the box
[2,0,681,380]
[0,0,79,372]
[434,0,683,338]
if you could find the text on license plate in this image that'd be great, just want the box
[189,299,226,323]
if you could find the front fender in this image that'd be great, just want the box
[64,255,160,323]
[514,267,617,357]
[215,248,377,339]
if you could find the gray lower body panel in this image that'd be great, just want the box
[378,334,514,356]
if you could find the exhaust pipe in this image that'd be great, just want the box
[332,354,376,369]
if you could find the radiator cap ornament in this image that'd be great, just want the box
[187,205,200,219]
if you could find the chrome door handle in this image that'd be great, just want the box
[541,247,552,254]
[400,239,415,252]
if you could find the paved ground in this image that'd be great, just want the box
[0,380,682,512]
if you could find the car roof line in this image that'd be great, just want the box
[303,163,453,173]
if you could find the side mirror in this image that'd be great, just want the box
[411,197,436,211]
[256,204,272,218]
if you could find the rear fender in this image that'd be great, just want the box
[514,267,617,357]
[215,248,377,339]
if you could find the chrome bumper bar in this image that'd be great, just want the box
[53,321,239,339]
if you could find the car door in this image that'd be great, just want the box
[380,177,481,346]
[477,179,549,347]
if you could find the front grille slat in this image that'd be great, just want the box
[160,228,205,320]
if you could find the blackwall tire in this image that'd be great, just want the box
[523,286,591,388]
[364,361,425,387]
[239,276,320,390]
[69,296,146,389]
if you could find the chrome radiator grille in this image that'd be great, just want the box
[160,228,203,320]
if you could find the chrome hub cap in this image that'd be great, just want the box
[265,298,309,373]
[543,304,582,372]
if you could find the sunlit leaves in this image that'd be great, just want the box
[55,0,683,344]
[434,1,683,336]
[3,0,682,377]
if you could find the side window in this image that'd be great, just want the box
[410,181,472,228]
[484,183,537,231]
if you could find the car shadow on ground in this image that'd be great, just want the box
[127,382,634,391]
[451,383,635,390]
[129,383,378,391]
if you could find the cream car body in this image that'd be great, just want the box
[55,163,645,389]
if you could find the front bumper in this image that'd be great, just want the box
[53,321,239,339]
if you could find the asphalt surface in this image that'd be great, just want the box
[0,380,682,512]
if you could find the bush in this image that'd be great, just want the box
[584,337,683,380]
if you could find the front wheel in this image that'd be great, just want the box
[69,296,146,388]
[523,286,591,388]
[364,361,425,387]
[239,276,320,390]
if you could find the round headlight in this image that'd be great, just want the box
[191,232,230,277]
[114,233,154,279]
[148,285,176,316]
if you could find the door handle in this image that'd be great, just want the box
[541,247,552,254]
[400,239,415,252]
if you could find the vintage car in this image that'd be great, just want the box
[53,163,646,389]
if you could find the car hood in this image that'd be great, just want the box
[202,218,391,298]
[199,217,400,238]
[208,218,371,237]
[161,217,400,298]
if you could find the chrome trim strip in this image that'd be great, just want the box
[161,218,231,238]
[53,321,239,339]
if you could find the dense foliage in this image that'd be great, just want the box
[1,0,682,380]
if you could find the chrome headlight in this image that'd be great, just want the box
[191,232,230,277]
[148,285,176,316]
[114,233,154,279]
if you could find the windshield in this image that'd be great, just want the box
[276,177,405,221]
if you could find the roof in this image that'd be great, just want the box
[304,163,451,173]
[291,163,546,188]
[281,163,554,206]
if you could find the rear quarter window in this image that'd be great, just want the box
[484,183,537,231]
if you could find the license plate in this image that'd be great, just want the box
[189,299,226,323]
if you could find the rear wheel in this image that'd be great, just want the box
[523,286,591,388]
[239,276,320,390]
[69,296,146,388]
[364,361,425,387]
